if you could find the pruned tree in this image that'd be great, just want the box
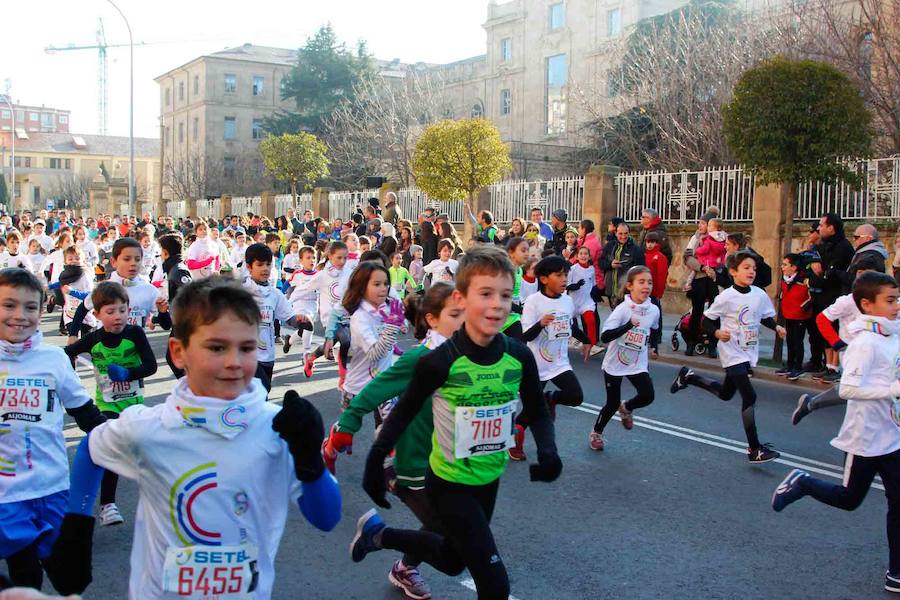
[163,149,223,202]
[323,70,449,188]
[258,133,330,203]
[46,172,93,209]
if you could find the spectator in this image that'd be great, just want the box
[644,230,669,347]
[545,209,568,255]
[682,213,717,356]
[638,208,673,264]
[606,217,625,243]
[508,218,526,239]
[599,222,645,307]
[847,223,888,279]
[381,191,402,226]
[440,221,465,258]
[419,220,438,265]
[530,207,554,240]
[352,212,366,237]
[380,221,398,257]
[778,253,813,379]
[893,225,900,280]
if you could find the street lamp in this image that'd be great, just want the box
[1,80,14,213]
[105,0,134,218]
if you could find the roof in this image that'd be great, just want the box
[206,44,297,66]
[9,132,159,158]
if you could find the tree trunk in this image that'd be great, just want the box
[462,189,478,242]
[771,183,796,364]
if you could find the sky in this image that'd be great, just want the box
[3,0,489,139]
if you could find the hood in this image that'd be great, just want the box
[709,230,727,242]
[58,264,85,286]
[848,315,900,337]
[160,378,267,439]
[855,239,888,259]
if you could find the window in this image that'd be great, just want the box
[59,115,68,124]
[15,110,24,122]
[40,113,53,127]
[253,76,264,96]
[48,158,71,169]
[545,53,568,135]
[252,118,263,140]
[549,3,565,30]
[607,69,622,97]
[500,89,511,115]
[224,156,235,178]
[29,112,38,121]
[500,38,512,62]
[223,116,236,140]
[607,8,621,36]
[0,110,9,119]
[471,101,484,118]
[443,106,455,119]
[178,82,185,101]
[178,122,184,143]
[192,117,199,141]
[224,74,236,94]
[13,156,32,168]
[165,88,170,106]
[193,75,199,95]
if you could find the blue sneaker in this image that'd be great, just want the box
[772,469,809,512]
[350,508,386,563]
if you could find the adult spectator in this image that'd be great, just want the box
[435,213,450,230]
[847,223,888,279]
[379,222,398,257]
[440,221,465,258]
[419,220,438,265]
[422,207,437,223]
[382,191,402,226]
[682,214,717,355]
[545,209,569,255]
[638,208,673,264]
[599,222,645,307]
[224,215,245,235]
[286,208,303,234]
[352,213,367,237]
[576,219,604,287]
[811,212,854,297]
[530,207,554,240]
[606,217,625,243]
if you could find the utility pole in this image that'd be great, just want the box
[2,80,15,213]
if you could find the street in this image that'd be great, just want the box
[49,314,887,600]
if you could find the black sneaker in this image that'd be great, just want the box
[801,361,822,373]
[792,394,811,426]
[787,369,803,381]
[748,443,780,464]
[775,366,791,377]
[885,571,900,593]
[820,369,841,384]
[282,337,292,354]
[670,367,692,394]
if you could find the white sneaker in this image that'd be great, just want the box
[99,503,125,526]
[589,345,605,357]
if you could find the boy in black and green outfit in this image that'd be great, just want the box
[64,281,157,527]
[350,245,562,600]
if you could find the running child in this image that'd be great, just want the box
[43,276,341,599]
[502,236,529,340]
[422,239,458,285]
[589,266,659,451]
[408,244,424,288]
[568,245,598,347]
[157,234,191,378]
[388,252,416,300]
[57,246,97,339]
[64,281,157,527]
[282,246,318,358]
[22,239,45,277]
[771,272,900,595]
[0,232,27,270]
[296,241,350,378]
[520,257,539,302]
[349,246,561,600]
[0,269,106,590]
[670,250,786,463]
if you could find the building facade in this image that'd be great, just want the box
[0,103,71,136]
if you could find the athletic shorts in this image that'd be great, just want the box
[0,490,68,558]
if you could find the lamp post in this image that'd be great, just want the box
[1,81,14,213]
[105,0,134,218]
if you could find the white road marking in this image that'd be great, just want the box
[459,577,521,600]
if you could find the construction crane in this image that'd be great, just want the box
[45,18,146,135]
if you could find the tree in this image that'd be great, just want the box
[411,119,511,238]
[258,133,330,204]
[0,176,8,209]
[46,173,93,208]
[723,57,871,360]
[264,25,376,135]
[163,149,223,203]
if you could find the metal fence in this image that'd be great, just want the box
[273,193,313,218]
[488,177,585,224]
[231,196,262,217]
[797,156,900,221]
[328,189,380,222]
[165,200,186,219]
[616,165,755,223]
[396,187,467,224]
[195,199,220,221]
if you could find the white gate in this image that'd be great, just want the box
[328,189,379,222]
[165,200,186,219]
[797,156,900,221]
[488,177,585,224]
[396,188,466,224]
[231,196,262,217]
[195,199,220,221]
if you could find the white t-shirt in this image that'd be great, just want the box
[77,239,99,271]
[0,333,92,503]
[822,293,862,346]
[831,317,900,457]
[0,251,28,270]
[84,272,162,328]
[423,258,458,284]
[520,277,538,303]
[344,300,398,395]
[289,270,319,321]
[63,270,98,328]
[88,379,305,600]
[567,262,596,314]
[242,278,295,364]
[601,295,660,376]
[295,264,350,325]
[522,292,575,381]
[23,253,45,275]
[703,286,776,368]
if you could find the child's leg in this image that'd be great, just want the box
[802,452,879,510]
[255,361,274,393]
[274,320,281,339]
[879,451,900,574]
[650,297,662,348]
[581,311,598,346]
[807,385,845,412]
[546,370,583,407]
[100,411,120,505]
[594,372,623,434]
[336,325,351,368]
[785,319,804,371]
[623,372,655,412]
[6,542,42,589]
[393,486,446,569]
[302,328,314,354]
[728,370,760,450]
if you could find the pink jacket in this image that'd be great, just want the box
[694,234,727,268]
[577,232,604,289]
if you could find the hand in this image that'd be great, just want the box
[703,267,715,278]
[776,325,787,339]
[106,364,130,382]
[581,344,592,363]
[631,317,641,327]
[379,298,406,327]
[67,336,78,346]
[715,330,731,342]
[393,344,405,356]
[43,513,95,595]
[272,391,325,482]
[611,260,622,269]
[61,284,71,296]
[362,449,391,509]
[529,453,562,482]
[155,297,169,313]
[539,313,555,327]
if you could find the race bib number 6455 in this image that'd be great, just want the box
[163,545,258,599]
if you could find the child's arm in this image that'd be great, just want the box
[839,343,900,400]
[600,304,635,344]
[67,300,90,337]
[354,301,404,363]
[64,330,96,359]
[521,297,551,342]
[109,328,158,382]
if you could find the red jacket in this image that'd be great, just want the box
[780,277,812,320]
[694,233,727,268]
[645,246,669,299]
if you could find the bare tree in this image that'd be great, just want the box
[323,70,449,188]
[46,173,93,209]
[163,149,224,202]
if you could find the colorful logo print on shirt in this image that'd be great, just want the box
[220,405,247,432]
[737,304,752,326]
[0,424,14,477]
[178,406,207,427]
[169,462,221,546]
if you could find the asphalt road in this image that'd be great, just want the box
[39,313,892,600]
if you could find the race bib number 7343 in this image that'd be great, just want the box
[163,544,258,599]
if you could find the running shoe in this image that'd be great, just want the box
[771,468,809,512]
[748,443,780,464]
[886,572,900,594]
[389,560,432,600]
[589,431,605,451]
[787,369,803,381]
[801,361,822,373]
[303,353,316,378]
[98,503,124,526]
[618,404,633,430]
[819,369,841,384]
[275,336,284,345]
[775,366,791,377]
[283,336,292,354]
[350,509,385,563]
[791,394,811,426]
[670,366,692,394]
[508,424,526,461]
[808,368,828,380]
[589,345,605,357]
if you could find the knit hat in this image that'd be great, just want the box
[552,209,568,222]
[610,217,625,228]
[409,244,423,255]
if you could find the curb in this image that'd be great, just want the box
[653,351,827,392]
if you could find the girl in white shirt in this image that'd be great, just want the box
[185,221,219,279]
[422,239,458,285]
[568,246,599,347]
[590,266,660,451]
[73,225,99,277]
[23,238,46,276]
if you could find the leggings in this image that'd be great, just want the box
[808,385,845,412]
[314,324,351,367]
[100,411,120,505]
[580,311,598,346]
[799,449,900,573]
[393,485,446,568]
[594,371,654,433]
[255,361,274,393]
[650,297,663,347]
[685,363,760,450]
[516,370,583,427]
[6,543,42,589]
[687,278,712,344]
[380,470,509,600]
[784,318,808,371]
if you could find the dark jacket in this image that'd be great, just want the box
[382,202,401,226]
[545,224,568,255]
[848,239,888,279]
[599,237,645,298]
[810,232,854,299]
[380,235,398,258]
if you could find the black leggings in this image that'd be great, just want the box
[800,449,900,572]
[784,318,808,371]
[314,324,351,368]
[6,542,42,589]
[686,363,760,449]
[516,370,583,427]
[594,371,654,433]
[393,485,445,568]
[380,471,508,600]
[100,411,120,505]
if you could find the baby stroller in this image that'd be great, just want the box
[671,311,711,356]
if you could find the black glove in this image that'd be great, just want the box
[444,266,453,277]
[529,453,562,483]
[44,513,96,595]
[832,340,848,352]
[590,286,604,303]
[565,279,586,292]
[362,449,391,509]
[272,390,325,482]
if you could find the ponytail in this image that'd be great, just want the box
[404,282,455,340]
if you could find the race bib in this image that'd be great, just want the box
[623,327,649,351]
[738,325,759,349]
[127,307,147,327]
[162,544,258,599]
[0,378,53,422]
[257,307,273,351]
[454,400,517,459]
[547,316,571,340]
[892,399,900,428]
[99,375,141,405]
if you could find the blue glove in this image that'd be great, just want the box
[106,364,130,382]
